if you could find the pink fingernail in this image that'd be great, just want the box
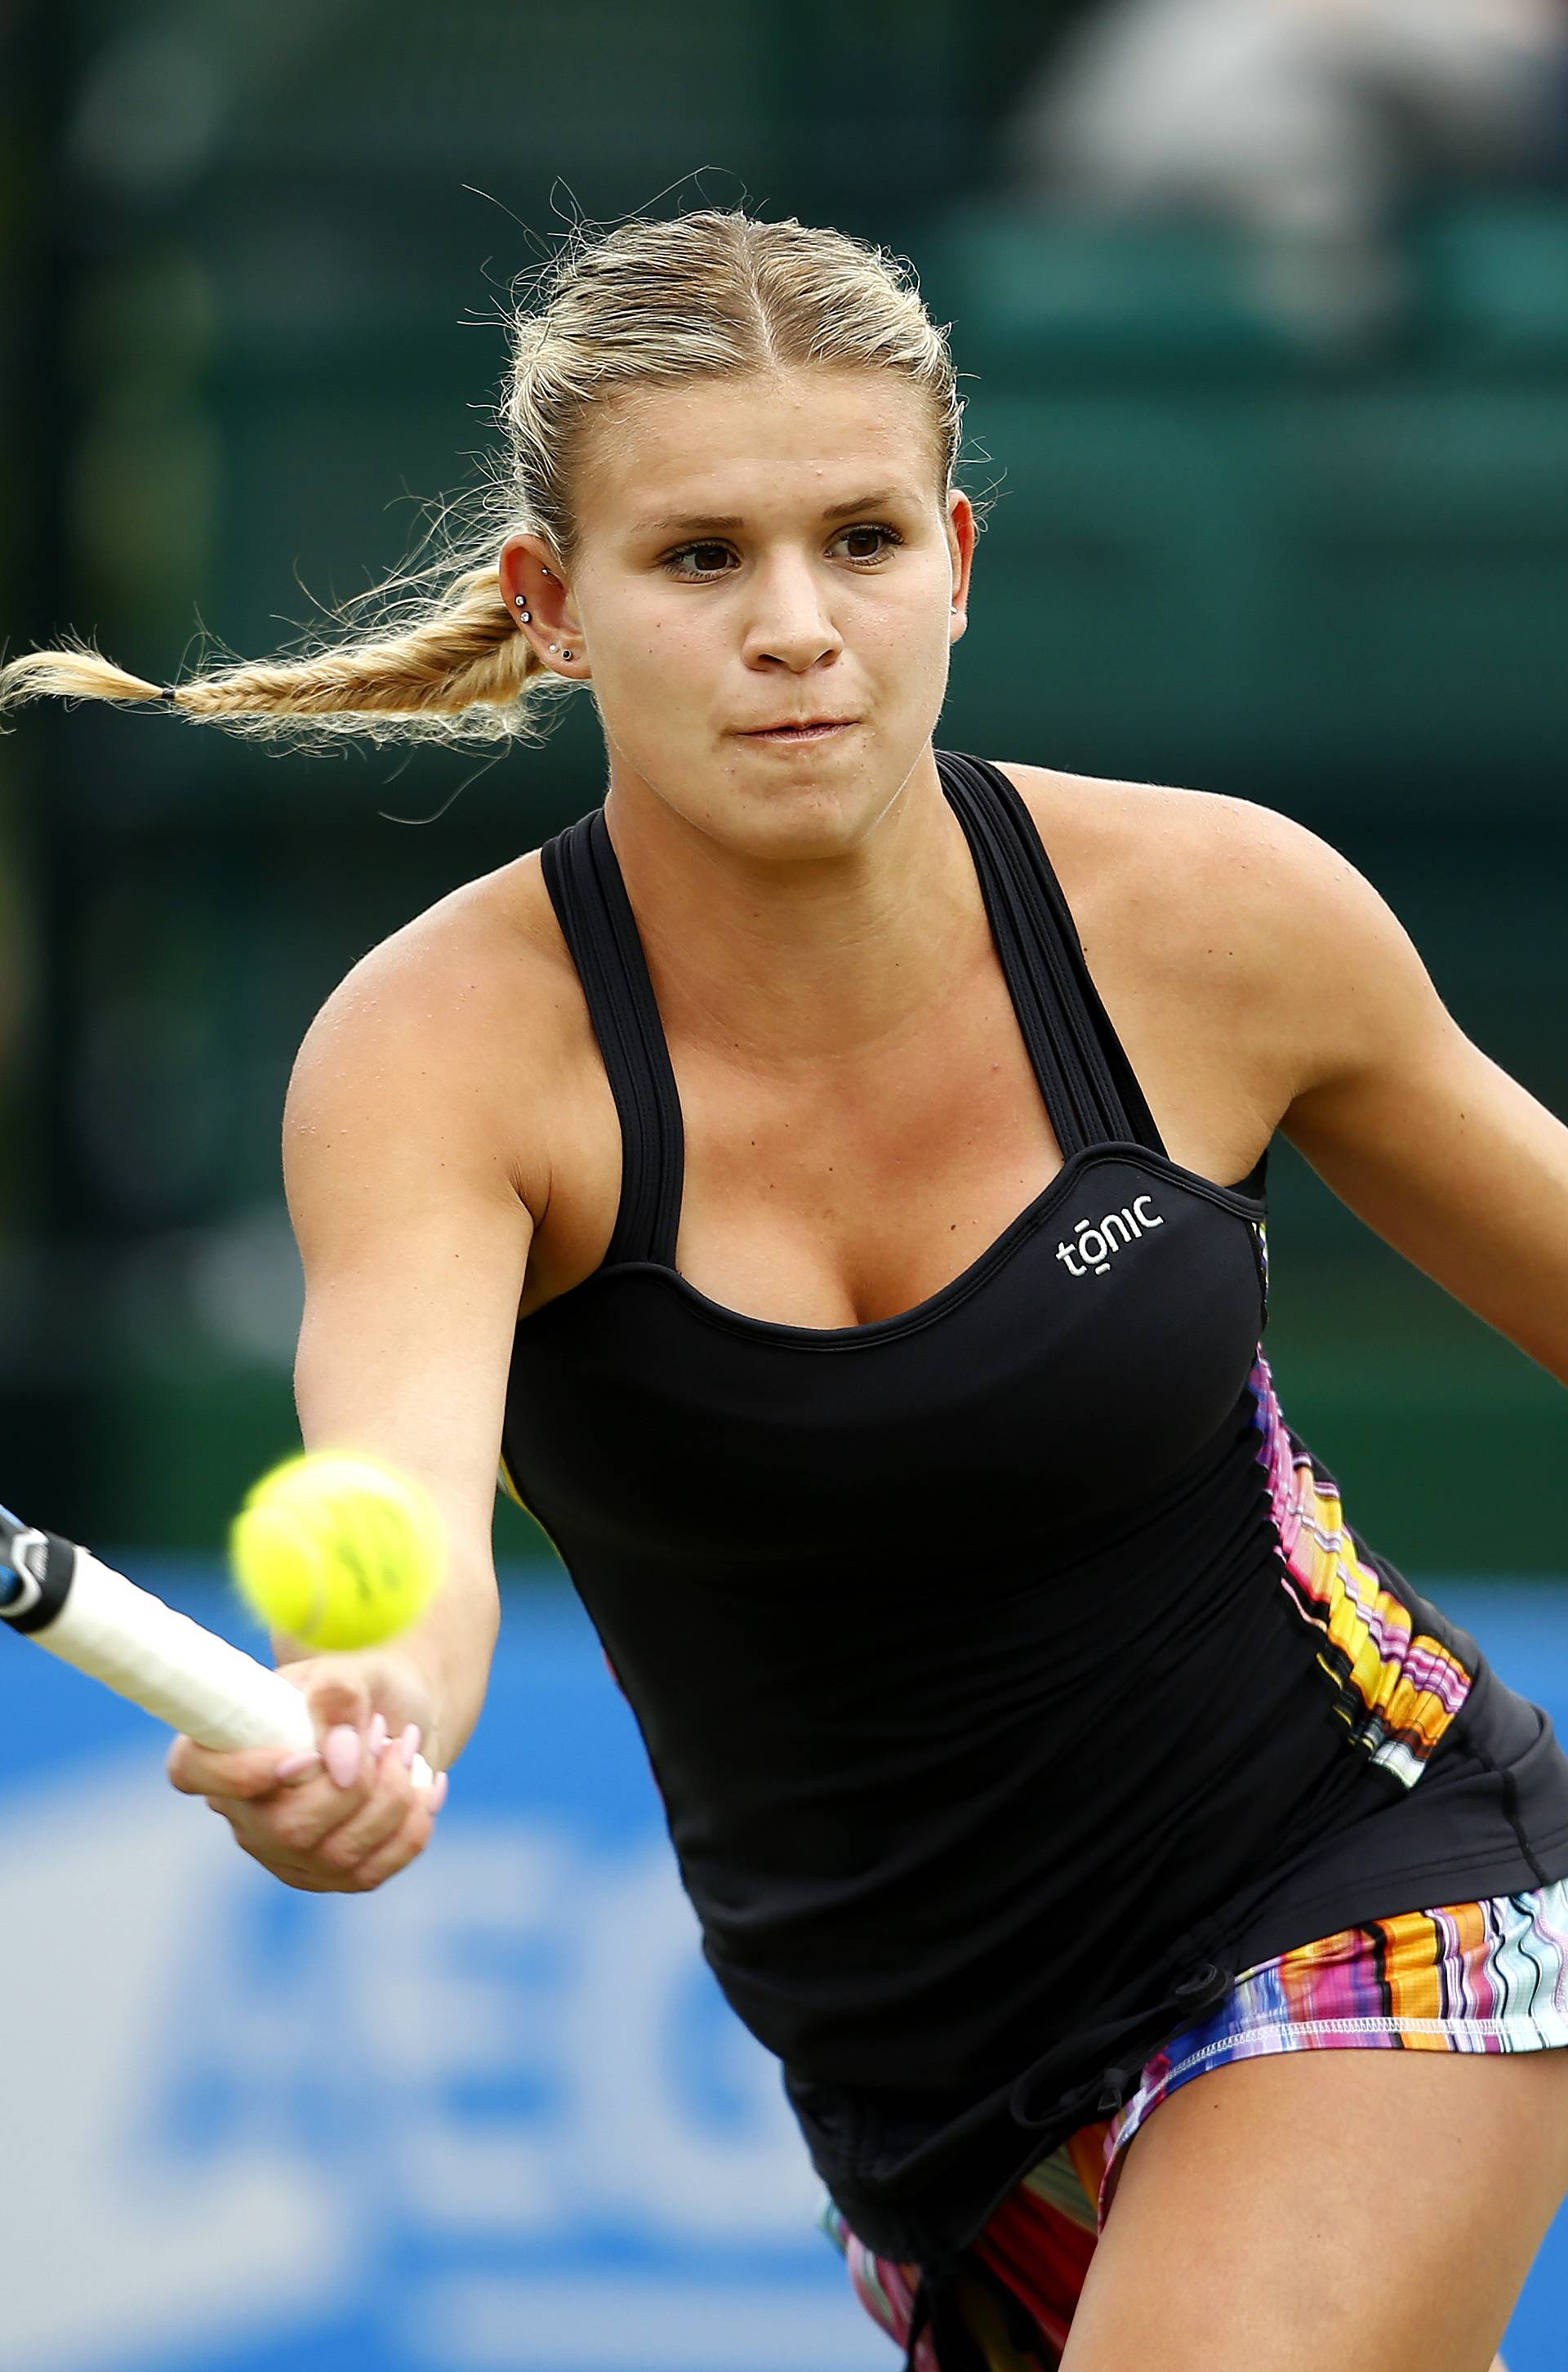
[274,1750,320,1781]
[323,1724,362,1788]
[368,1712,388,1759]
[430,1770,449,1812]
[400,1723,421,1769]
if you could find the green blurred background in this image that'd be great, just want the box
[2,0,1565,1572]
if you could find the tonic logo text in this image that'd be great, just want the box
[1055,1194,1164,1278]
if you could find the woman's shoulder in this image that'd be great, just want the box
[308,846,577,1043]
[989,758,1395,1133]
[287,847,586,1221]
[991,756,1371,993]
[992,757,1328,892]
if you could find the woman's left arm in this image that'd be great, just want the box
[1249,808,1568,1387]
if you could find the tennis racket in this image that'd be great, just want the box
[0,1501,434,1788]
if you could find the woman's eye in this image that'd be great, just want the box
[673,542,733,577]
[832,524,902,563]
[662,524,904,578]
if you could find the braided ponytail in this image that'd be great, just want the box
[1,208,967,754]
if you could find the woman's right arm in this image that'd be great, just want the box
[166,914,544,1891]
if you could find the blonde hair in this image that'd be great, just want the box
[0,208,973,753]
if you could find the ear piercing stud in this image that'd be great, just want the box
[510,583,573,659]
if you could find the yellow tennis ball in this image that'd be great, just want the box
[229,1451,444,1652]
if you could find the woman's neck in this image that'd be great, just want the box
[601,750,992,1076]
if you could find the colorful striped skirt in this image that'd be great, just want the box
[822,1877,1568,2370]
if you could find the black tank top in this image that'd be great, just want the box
[501,749,1568,2264]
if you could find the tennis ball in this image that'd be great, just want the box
[229,1451,444,1652]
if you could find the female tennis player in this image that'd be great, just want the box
[6,207,1568,2372]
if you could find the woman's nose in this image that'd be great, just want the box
[742,560,844,667]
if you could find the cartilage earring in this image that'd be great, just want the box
[514,597,532,620]
[561,649,574,661]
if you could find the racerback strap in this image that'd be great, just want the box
[540,807,686,1268]
[538,751,1169,1270]
[935,751,1169,1162]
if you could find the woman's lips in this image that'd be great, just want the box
[742,720,856,744]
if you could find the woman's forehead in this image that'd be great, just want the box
[573,369,936,529]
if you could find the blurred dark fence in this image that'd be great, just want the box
[2,2,1565,1570]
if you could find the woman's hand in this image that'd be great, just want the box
[165,1649,450,1893]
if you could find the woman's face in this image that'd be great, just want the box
[506,366,976,861]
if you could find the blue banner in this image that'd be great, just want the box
[1,1571,1565,2370]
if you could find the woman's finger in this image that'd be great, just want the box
[232,1844,350,1894]
[301,1665,375,1753]
[218,1768,437,1893]
[307,1740,421,1875]
[213,1733,416,1870]
[168,1732,320,1799]
[224,1754,386,1858]
[335,1795,439,1893]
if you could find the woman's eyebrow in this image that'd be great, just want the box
[632,486,913,537]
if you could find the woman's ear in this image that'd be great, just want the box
[947,488,977,640]
[498,536,589,674]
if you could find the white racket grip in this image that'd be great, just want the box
[42,1549,434,1788]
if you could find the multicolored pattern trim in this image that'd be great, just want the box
[822,1879,1568,2365]
[1251,1214,1271,1326]
[820,2185,1093,2370]
[1101,1877,1568,2215]
[1249,1351,1472,1785]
